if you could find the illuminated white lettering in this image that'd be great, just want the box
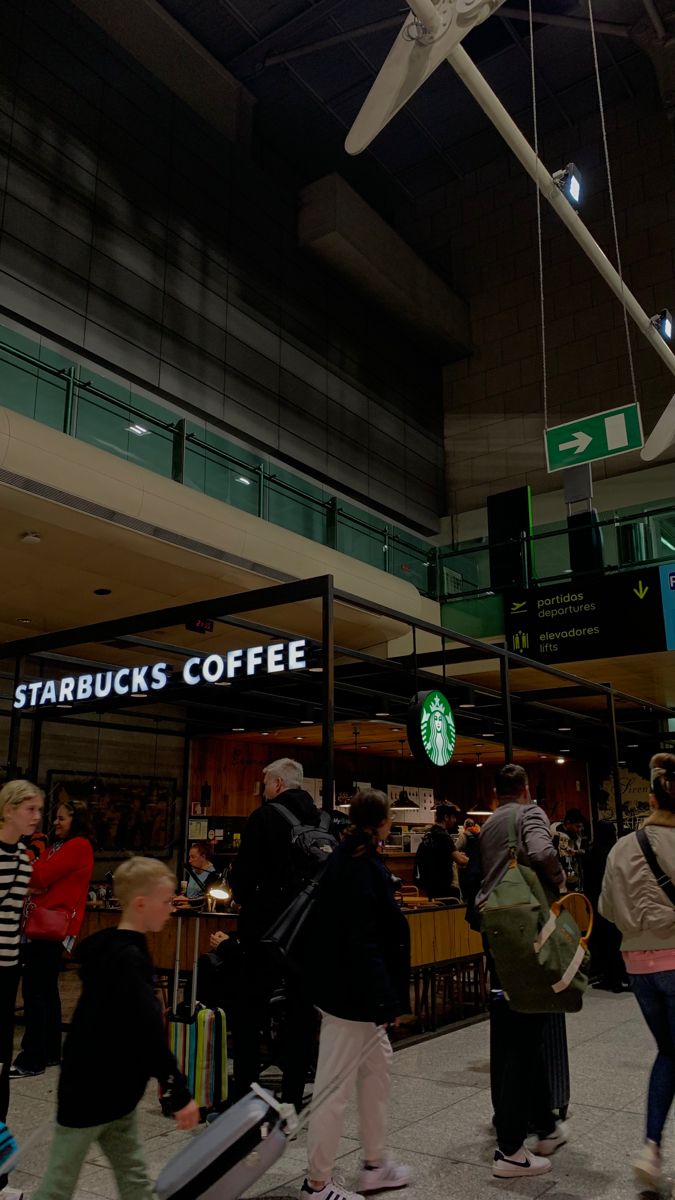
[246,645,264,675]
[94,672,113,699]
[288,639,307,670]
[41,680,57,705]
[266,643,285,672]
[59,678,75,703]
[27,682,42,707]
[131,666,149,692]
[76,675,93,701]
[202,654,225,683]
[183,657,201,686]
[226,648,243,678]
[13,685,27,710]
[113,668,131,696]
[151,663,169,690]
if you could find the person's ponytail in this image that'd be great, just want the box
[650,753,675,814]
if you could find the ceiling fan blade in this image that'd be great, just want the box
[641,392,675,461]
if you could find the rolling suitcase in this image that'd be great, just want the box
[542,1012,570,1119]
[156,1026,385,1200]
[167,913,228,1111]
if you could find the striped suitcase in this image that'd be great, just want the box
[167,914,228,1110]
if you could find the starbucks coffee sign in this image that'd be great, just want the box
[407,690,456,767]
[14,639,308,710]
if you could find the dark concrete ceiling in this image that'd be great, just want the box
[156,0,655,222]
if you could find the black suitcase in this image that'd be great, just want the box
[489,995,570,1122]
[541,1012,570,1119]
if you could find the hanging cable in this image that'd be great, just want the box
[528,0,548,430]
[587,0,639,408]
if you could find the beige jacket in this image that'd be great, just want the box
[600,811,675,951]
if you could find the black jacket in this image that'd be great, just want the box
[231,788,321,942]
[57,928,191,1128]
[419,824,457,899]
[310,836,411,1025]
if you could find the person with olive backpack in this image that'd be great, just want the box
[600,752,675,1195]
[476,764,567,1181]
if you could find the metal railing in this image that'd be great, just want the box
[1,325,673,607]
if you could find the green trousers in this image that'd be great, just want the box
[32,1110,153,1200]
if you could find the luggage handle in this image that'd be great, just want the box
[551,891,593,948]
[170,913,201,1016]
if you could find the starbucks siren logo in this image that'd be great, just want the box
[420,691,456,766]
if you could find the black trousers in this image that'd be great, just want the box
[231,945,316,1112]
[0,966,19,1122]
[14,940,64,1071]
[489,992,556,1156]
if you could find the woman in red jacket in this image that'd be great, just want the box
[11,799,94,1077]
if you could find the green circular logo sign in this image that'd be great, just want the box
[419,690,456,766]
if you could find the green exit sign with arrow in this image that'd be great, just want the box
[545,403,643,473]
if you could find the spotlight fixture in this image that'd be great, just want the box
[16,617,32,625]
[232,726,245,732]
[553,162,582,206]
[459,688,475,709]
[126,423,149,436]
[556,757,566,765]
[235,476,252,485]
[482,732,495,738]
[21,532,41,544]
[558,726,571,732]
[651,309,673,343]
[299,706,314,725]
[261,731,270,736]
[476,760,484,769]
[373,698,391,718]
[628,743,639,748]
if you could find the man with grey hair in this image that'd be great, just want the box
[230,758,321,1110]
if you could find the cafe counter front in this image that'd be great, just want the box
[76,901,485,1034]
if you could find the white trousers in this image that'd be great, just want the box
[307,1012,392,1182]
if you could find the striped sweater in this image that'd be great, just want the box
[0,841,32,968]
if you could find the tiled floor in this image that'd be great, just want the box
[6,990,667,1199]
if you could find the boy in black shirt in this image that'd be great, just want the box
[33,858,199,1200]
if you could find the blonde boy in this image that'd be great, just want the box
[33,857,199,1200]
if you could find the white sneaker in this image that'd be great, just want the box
[532,1120,568,1156]
[299,1180,364,1200]
[357,1162,411,1193]
[634,1140,662,1191]
[493,1147,552,1178]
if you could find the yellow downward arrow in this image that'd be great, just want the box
[633,580,649,600]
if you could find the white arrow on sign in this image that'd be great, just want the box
[559,431,592,455]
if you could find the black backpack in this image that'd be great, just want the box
[413,831,436,894]
[270,803,337,886]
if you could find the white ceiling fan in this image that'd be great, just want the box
[345,0,675,462]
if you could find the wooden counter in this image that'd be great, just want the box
[404,904,483,967]
[80,908,238,969]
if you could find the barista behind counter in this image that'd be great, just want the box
[184,841,219,897]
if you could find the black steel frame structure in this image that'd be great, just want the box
[2,573,674,836]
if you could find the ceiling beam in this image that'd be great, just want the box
[235,5,632,75]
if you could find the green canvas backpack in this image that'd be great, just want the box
[480,809,592,1014]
